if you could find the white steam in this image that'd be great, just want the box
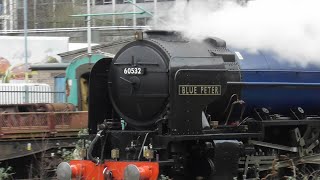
[156,0,320,66]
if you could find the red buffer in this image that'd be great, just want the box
[57,160,159,180]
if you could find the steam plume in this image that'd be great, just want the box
[155,0,320,66]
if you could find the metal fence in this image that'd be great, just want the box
[0,85,66,104]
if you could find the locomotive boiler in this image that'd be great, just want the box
[57,31,320,180]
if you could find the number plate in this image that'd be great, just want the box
[123,67,145,75]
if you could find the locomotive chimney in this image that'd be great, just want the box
[134,31,144,40]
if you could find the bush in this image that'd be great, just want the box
[0,166,14,180]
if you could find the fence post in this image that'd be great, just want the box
[25,85,29,103]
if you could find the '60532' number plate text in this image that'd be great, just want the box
[123,67,144,75]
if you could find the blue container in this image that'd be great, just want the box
[231,49,320,113]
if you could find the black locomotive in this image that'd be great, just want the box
[57,31,320,180]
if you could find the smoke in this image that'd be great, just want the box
[155,0,320,66]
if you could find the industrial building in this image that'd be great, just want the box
[0,0,175,43]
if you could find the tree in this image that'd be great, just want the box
[0,57,10,77]
[46,56,59,63]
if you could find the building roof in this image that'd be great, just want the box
[29,63,69,70]
[58,38,134,63]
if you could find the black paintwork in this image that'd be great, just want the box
[88,58,113,134]
[86,31,320,179]
[106,31,241,134]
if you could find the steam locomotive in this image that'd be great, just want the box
[57,31,320,180]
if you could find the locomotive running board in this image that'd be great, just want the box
[248,140,298,152]
[157,132,262,142]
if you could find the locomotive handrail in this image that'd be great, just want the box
[174,69,320,73]
[227,81,320,87]
[177,69,320,73]
[231,69,320,73]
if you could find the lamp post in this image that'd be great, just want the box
[24,0,29,103]
[24,0,28,82]
[87,0,92,54]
